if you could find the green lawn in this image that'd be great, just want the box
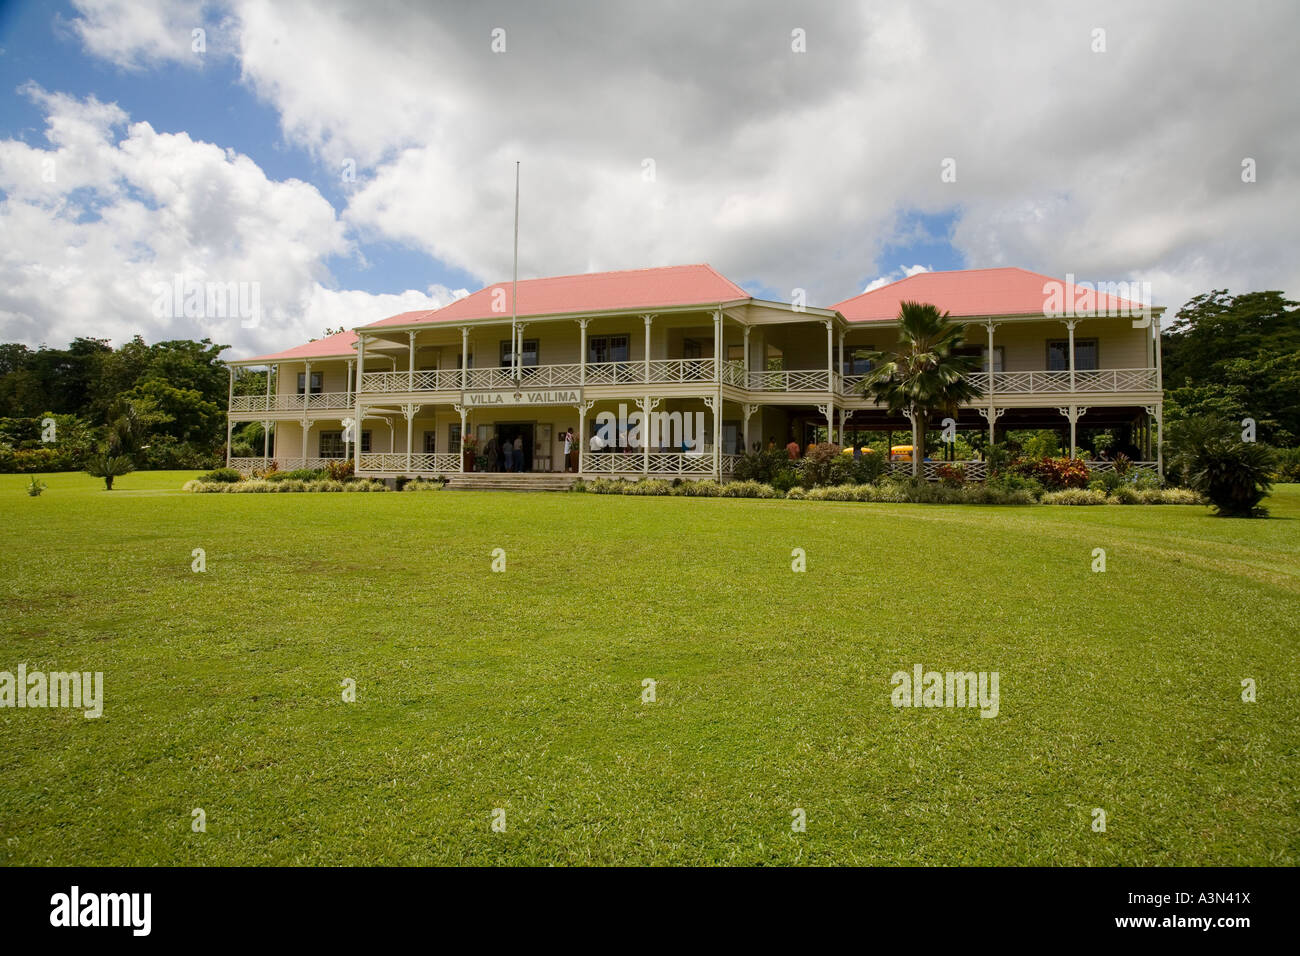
[1,470,1296,866]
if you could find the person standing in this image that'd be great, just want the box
[786,436,800,460]
[513,433,524,472]
[563,427,575,472]
[502,432,514,472]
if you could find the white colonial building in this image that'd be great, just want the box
[224,264,1164,482]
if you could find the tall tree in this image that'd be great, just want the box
[861,301,983,477]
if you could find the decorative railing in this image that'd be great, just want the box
[965,368,1158,395]
[358,452,461,474]
[229,457,273,474]
[646,358,715,383]
[517,363,583,387]
[360,370,462,392]
[886,460,990,481]
[583,451,646,474]
[1085,459,1158,475]
[721,361,746,387]
[720,453,743,476]
[748,369,833,392]
[646,452,714,476]
[229,392,352,412]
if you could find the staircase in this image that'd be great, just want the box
[442,472,579,492]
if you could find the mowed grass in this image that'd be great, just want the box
[0,470,1296,866]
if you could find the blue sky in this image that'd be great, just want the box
[0,1,1295,355]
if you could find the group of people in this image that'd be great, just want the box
[484,432,527,472]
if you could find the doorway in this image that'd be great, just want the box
[495,421,535,472]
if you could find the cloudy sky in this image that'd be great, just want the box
[0,0,1296,358]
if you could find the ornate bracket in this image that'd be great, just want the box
[742,403,758,421]
[978,406,1006,422]
[635,397,662,413]
[400,403,420,422]
[703,396,717,411]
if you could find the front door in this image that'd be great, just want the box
[496,422,535,472]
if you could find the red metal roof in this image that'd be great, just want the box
[363,264,749,328]
[833,267,1148,322]
[242,329,357,363]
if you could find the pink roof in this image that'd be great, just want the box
[363,264,749,328]
[242,329,357,363]
[833,267,1149,322]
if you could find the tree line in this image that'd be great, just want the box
[0,289,1296,474]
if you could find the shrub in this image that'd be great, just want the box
[324,459,355,481]
[625,478,673,496]
[796,443,843,488]
[675,480,724,497]
[1108,485,1142,505]
[403,478,445,491]
[720,480,780,498]
[959,484,1035,505]
[274,479,307,492]
[934,462,967,487]
[785,487,807,500]
[986,472,1045,500]
[1168,415,1277,517]
[85,452,135,490]
[850,451,887,484]
[1014,456,1091,490]
[1137,488,1204,505]
[1273,446,1300,482]
[1041,488,1108,505]
[26,476,47,496]
[267,468,325,482]
[198,467,243,483]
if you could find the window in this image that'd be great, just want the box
[423,431,438,453]
[765,345,784,371]
[449,423,462,453]
[843,347,874,375]
[319,430,369,457]
[297,371,323,395]
[589,334,630,363]
[500,338,539,367]
[954,345,1004,372]
[319,431,344,457]
[726,344,746,363]
[683,338,702,359]
[1046,338,1098,371]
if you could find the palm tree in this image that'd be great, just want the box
[85,453,135,491]
[860,301,984,478]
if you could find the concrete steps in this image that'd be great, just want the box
[442,473,579,492]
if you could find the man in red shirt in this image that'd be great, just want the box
[786,437,801,460]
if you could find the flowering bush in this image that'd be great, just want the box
[1014,456,1090,490]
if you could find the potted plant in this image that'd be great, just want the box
[461,434,478,472]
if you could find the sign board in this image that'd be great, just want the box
[463,388,581,407]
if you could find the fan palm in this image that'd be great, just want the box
[860,301,984,477]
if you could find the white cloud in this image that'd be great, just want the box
[861,265,932,294]
[0,86,456,357]
[66,0,212,70]
[30,0,1300,337]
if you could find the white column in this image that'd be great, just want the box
[1065,319,1077,392]
[354,336,365,472]
[302,360,311,414]
[301,418,310,466]
[825,320,834,390]
[643,314,653,384]
[225,366,234,466]
[460,327,469,389]
[579,318,589,385]
[262,363,272,460]
[408,330,416,391]
[346,359,354,404]
[742,326,751,385]
[457,404,468,472]
[839,330,848,396]
[743,403,757,455]
[403,403,417,473]
[577,401,592,475]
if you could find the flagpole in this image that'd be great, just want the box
[512,160,519,379]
